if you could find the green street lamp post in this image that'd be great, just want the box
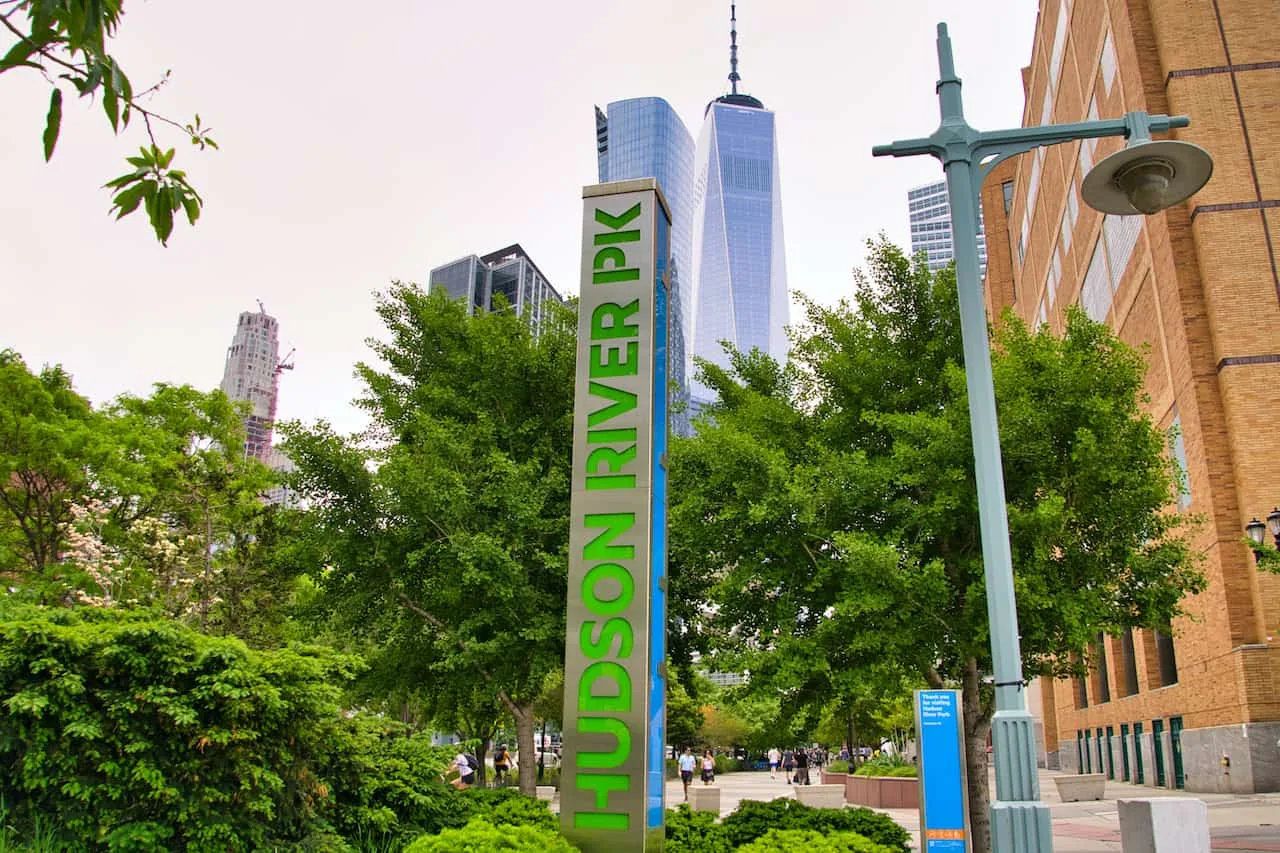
[873,23,1212,853]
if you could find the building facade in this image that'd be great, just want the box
[428,244,563,337]
[981,0,1280,793]
[688,7,788,403]
[220,307,289,463]
[596,97,695,435]
[908,179,988,276]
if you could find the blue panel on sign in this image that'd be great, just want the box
[646,210,670,831]
[918,690,968,853]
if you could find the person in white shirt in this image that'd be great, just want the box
[678,748,697,800]
[448,753,475,789]
[768,747,781,780]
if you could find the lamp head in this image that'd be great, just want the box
[1246,517,1266,546]
[1267,507,1280,539]
[1082,139,1213,216]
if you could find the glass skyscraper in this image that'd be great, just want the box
[595,97,695,435]
[908,179,987,276]
[688,14,788,403]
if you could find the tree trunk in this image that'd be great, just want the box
[962,657,995,853]
[474,741,488,787]
[847,711,856,765]
[512,701,538,795]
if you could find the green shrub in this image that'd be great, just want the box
[853,753,915,776]
[403,818,577,852]
[852,763,917,778]
[537,767,560,789]
[316,714,460,844]
[737,828,897,853]
[666,758,680,779]
[0,604,362,851]
[810,807,912,851]
[664,804,732,853]
[713,755,730,775]
[826,760,851,773]
[719,799,910,851]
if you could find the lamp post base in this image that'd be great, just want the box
[992,801,1054,853]
[991,708,1053,853]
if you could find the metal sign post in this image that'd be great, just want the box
[916,689,972,853]
[561,179,671,852]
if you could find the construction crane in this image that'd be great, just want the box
[275,347,295,376]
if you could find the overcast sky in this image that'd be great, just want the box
[0,1,1037,435]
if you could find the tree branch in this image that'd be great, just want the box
[395,590,519,713]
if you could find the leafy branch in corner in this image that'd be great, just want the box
[1,0,217,245]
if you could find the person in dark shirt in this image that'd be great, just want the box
[794,748,810,785]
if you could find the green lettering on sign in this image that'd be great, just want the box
[591,301,640,340]
[583,513,636,561]
[581,563,634,615]
[587,383,637,427]
[578,660,631,712]
[580,618,634,659]
[577,717,632,769]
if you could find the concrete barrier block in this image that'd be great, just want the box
[535,785,556,801]
[690,786,721,813]
[1119,797,1209,853]
[1053,773,1106,801]
[795,784,846,808]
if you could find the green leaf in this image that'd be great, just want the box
[103,81,119,131]
[43,88,63,161]
[181,194,200,226]
[151,186,174,245]
[110,184,147,220]
[0,38,41,74]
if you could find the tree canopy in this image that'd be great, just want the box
[670,239,1203,853]
[284,284,577,794]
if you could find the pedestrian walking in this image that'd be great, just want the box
[679,748,696,801]
[492,744,513,787]
[767,746,781,780]
[701,750,716,786]
[783,749,795,782]
[795,748,810,786]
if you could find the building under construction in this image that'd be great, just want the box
[219,304,293,463]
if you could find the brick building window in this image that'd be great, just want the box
[1169,411,1192,510]
[1155,629,1178,686]
[1103,214,1142,284]
[1003,181,1014,214]
[1074,676,1089,709]
[1101,31,1118,94]
[1090,634,1111,703]
[1082,237,1112,321]
[1120,629,1140,696]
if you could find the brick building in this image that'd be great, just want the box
[980,0,1280,792]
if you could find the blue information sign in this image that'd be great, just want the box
[915,690,970,853]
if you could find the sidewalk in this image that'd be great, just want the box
[656,768,1280,852]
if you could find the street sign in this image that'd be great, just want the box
[561,179,671,852]
[916,689,971,853]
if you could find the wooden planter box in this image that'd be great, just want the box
[845,774,920,809]
[821,770,849,788]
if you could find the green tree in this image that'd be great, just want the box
[284,284,577,795]
[670,239,1203,853]
[0,350,109,585]
[664,677,704,750]
[2,0,216,243]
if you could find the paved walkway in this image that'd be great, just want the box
[659,769,1280,852]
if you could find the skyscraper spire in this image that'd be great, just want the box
[729,3,740,94]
